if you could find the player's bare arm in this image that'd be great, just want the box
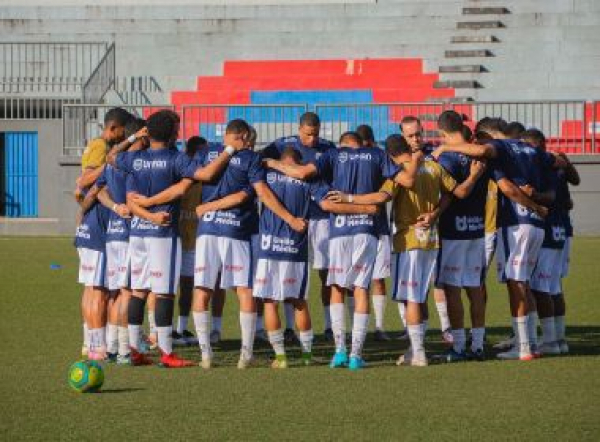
[433,142,497,160]
[320,200,379,215]
[497,177,548,218]
[130,178,194,208]
[558,153,581,185]
[253,181,307,233]
[106,127,148,166]
[325,190,391,205]
[76,165,106,190]
[195,190,251,218]
[452,159,487,199]
[262,159,317,180]
[97,187,131,219]
[126,192,170,226]
[394,150,423,188]
[519,184,555,207]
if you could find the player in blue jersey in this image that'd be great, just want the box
[434,111,490,361]
[433,117,567,361]
[356,124,393,341]
[522,129,580,355]
[265,131,420,370]
[263,112,337,341]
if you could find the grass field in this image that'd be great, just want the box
[0,236,599,441]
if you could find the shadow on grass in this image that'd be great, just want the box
[99,387,145,394]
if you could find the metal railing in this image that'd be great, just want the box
[0,42,109,94]
[181,104,309,150]
[62,103,175,157]
[82,43,116,104]
[1,97,79,119]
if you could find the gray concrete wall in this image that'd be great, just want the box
[569,157,600,235]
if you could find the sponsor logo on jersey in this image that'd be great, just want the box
[132,159,167,171]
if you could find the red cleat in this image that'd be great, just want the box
[130,349,153,366]
[159,352,195,368]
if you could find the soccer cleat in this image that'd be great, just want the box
[496,347,534,361]
[396,331,409,341]
[255,329,269,343]
[171,331,187,347]
[116,354,131,365]
[283,328,297,345]
[493,335,515,350]
[159,352,195,368]
[329,351,348,368]
[237,356,256,370]
[130,349,153,366]
[558,339,569,354]
[271,356,288,369]
[301,352,313,366]
[348,356,366,371]
[323,328,334,342]
[442,328,454,344]
[105,352,118,363]
[467,348,486,362]
[199,357,212,370]
[374,330,391,342]
[210,330,221,345]
[443,349,468,363]
[396,348,412,366]
[399,352,428,367]
[182,330,198,346]
[539,341,561,355]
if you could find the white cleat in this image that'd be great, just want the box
[209,330,221,345]
[271,358,288,369]
[496,346,534,361]
[199,357,212,370]
[558,339,569,354]
[493,335,515,350]
[539,342,561,355]
[237,356,256,370]
[396,350,412,366]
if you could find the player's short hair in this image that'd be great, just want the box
[506,121,526,139]
[281,146,302,163]
[462,125,473,142]
[225,118,251,136]
[147,109,178,143]
[400,115,421,127]
[299,112,320,128]
[247,126,258,147]
[437,110,464,134]
[356,124,375,144]
[475,117,508,137]
[104,107,132,127]
[185,136,207,157]
[385,134,410,157]
[124,118,146,138]
[339,131,363,146]
[522,128,546,149]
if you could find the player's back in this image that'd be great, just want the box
[98,164,129,242]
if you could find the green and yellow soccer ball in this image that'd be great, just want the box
[68,360,104,393]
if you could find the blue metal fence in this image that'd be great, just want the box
[3,132,38,217]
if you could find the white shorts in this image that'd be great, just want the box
[78,247,108,288]
[485,231,497,269]
[309,218,329,270]
[436,238,485,288]
[105,240,130,290]
[327,234,378,289]
[194,235,253,290]
[530,248,563,296]
[253,258,309,301]
[372,235,391,280]
[561,237,571,279]
[181,250,195,278]
[496,225,544,283]
[391,249,437,304]
[129,236,181,294]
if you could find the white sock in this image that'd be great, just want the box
[527,311,539,348]
[350,313,369,358]
[398,303,407,328]
[471,327,485,352]
[346,297,355,328]
[157,326,173,355]
[212,316,222,333]
[436,301,451,331]
[267,329,285,356]
[330,303,346,353]
[284,303,295,330]
[193,311,212,359]
[408,324,425,359]
[256,314,264,332]
[541,317,556,344]
[555,315,566,340]
[128,324,142,351]
[177,315,188,335]
[106,324,118,354]
[83,323,89,348]
[118,326,129,356]
[299,329,313,354]
[89,328,100,351]
[514,316,530,354]
[240,312,257,360]
[451,328,466,353]
[148,311,157,335]
[323,305,331,330]
[372,295,386,331]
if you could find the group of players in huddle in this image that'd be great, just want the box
[74,107,579,370]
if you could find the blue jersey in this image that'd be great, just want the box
[96,164,130,242]
[258,170,329,262]
[262,135,336,220]
[555,169,573,238]
[74,187,110,252]
[490,139,554,229]
[542,168,566,249]
[115,147,190,238]
[437,151,488,240]
[316,146,400,239]
[188,144,263,241]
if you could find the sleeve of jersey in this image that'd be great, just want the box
[183,150,207,179]
[440,167,458,193]
[381,152,402,179]
[379,179,398,197]
[82,139,107,169]
[175,153,192,180]
[309,180,330,204]
[125,173,137,194]
[95,168,108,188]
[115,151,131,173]
[315,149,333,178]
[488,143,506,182]
[248,154,266,184]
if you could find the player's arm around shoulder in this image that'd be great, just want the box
[253,181,307,233]
[451,159,486,199]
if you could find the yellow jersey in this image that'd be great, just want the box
[179,182,202,251]
[81,138,108,171]
[485,180,498,233]
[385,160,457,252]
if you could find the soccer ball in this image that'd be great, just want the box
[68,360,105,393]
